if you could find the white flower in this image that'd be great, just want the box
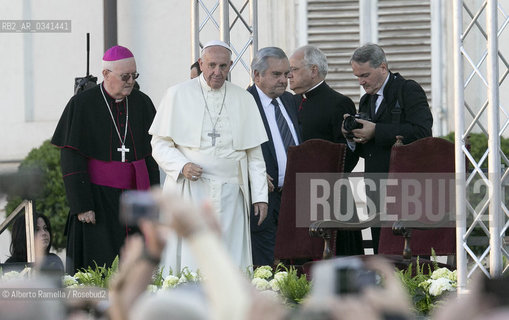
[2,271,22,281]
[269,279,280,291]
[251,277,270,290]
[178,271,199,284]
[428,278,455,296]
[253,266,273,279]
[62,275,78,287]
[162,275,179,289]
[147,284,159,293]
[449,270,457,282]
[188,271,199,282]
[273,271,288,282]
[418,279,432,291]
[431,267,452,280]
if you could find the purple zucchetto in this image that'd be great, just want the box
[102,45,134,61]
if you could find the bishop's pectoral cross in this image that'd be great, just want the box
[117,144,130,162]
[207,128,221,146]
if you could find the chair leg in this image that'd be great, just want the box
[446,255,456,267]
[403,234,412,261]
[322,229,332,259]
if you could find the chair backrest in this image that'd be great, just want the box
[378,137,456,256]
[274,139,346,260]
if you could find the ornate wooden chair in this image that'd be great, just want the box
[377,137,456,261]
[274,139,350,261]
[309,137,456,268]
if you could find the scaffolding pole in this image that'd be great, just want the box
[455,0,507,289]
[453,0,468,291]
[487,0,503,277]
[190,0,258,83]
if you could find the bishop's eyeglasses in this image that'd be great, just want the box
[107,69,139,82]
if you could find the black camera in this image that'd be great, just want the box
[482,276,509,307]
[310,257,378,298]
[334,266,377,295]
[120,190,160,225]
[343,113,371,139]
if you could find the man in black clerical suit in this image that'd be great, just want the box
[345,43,433,252]
[52,46,160,273]
[248,47,301,266]
[288,45,363,256]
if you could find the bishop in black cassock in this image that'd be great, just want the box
[51,46,159,273]
[289,45,363,256]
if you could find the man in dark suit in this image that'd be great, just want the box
[248,47,301,266]
[288,45,363,255]
[345,43,433,252]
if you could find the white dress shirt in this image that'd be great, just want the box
[255,86,299,187]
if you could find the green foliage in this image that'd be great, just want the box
[397,250,455,316]
[397,257,434,315]
[151,267,165,288]
[74,256,119,288]
[442,132,509,255]
[5,140,68,250]
[275,264,311,305]
[442,132,509,168]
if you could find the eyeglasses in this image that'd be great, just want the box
[107,69,139,82]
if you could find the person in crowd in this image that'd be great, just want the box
[297,256,415,320]
[190,60,202,79]
[51,45,160,273]
[5,213,64,272]
[108,190,275,320]
[248,47,300,266]
[344,43,433,252]
[288,44,363,255]
[108,189,417,320]
[149,40,268,273]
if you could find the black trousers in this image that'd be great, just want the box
[250,190,281,266]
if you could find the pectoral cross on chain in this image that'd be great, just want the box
[207,128,220,146]
[117,144,130,162]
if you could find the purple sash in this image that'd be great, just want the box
[87,158,150,190]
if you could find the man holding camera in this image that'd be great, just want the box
[345,43,433,252]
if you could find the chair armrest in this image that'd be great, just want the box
[391,221,413,260]
[309,217,379,260]
[391,219,453,260]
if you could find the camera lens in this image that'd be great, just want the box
[343,115,359,132]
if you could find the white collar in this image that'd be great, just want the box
[199,73,226,93]
[375,73,390,98]
[303,80,324,99]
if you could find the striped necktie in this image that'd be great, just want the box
[272,99,296,152]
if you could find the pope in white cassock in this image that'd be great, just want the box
[149,40,269,273]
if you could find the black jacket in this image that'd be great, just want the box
[356,72,433,173]
[247,85,301,189]
[297,81,359,172]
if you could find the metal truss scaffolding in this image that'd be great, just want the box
[454,0,509,291]
[191,0,258,83]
